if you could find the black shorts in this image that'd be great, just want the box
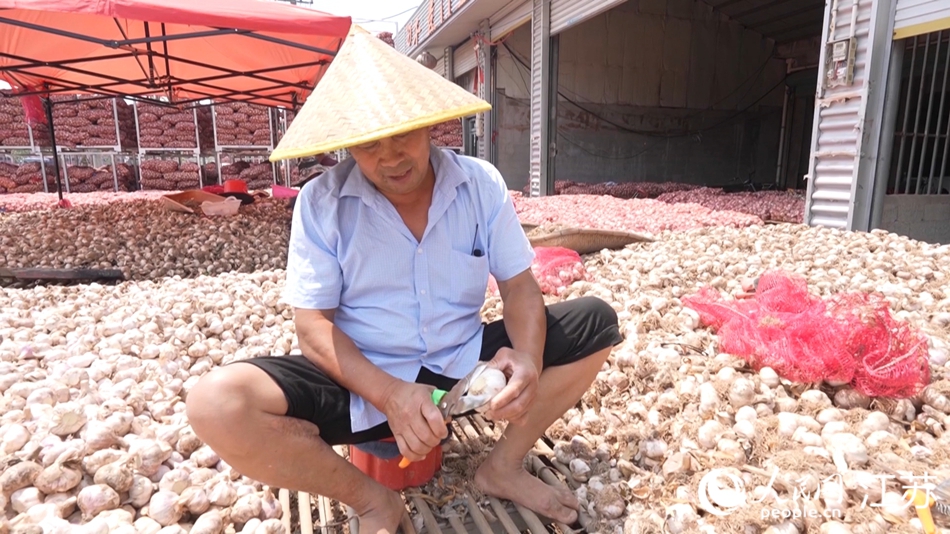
[237,296,623,446]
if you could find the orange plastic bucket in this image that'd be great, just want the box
[349,438,442,491]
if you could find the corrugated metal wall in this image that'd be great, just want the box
[805,0,895,230]
[529,0,550,196]
[435,55,446,78]
[395,0,468,54]
[454,39,478,77]
[491,0,532,40]
[895,0,950,39]
[550,0,627,35]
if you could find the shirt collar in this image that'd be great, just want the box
[340,145,469,204]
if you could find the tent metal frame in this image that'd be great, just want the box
[0,14,343,201]
[0,17,339,109]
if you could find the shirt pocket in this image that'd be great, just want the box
[449,249,490,307]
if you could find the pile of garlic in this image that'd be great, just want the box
[1,213,949,534]
[528,223,950,534]
[0,271,294,533]
[0,198,292,282]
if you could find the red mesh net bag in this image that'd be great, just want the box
[20,94,47,127]
[489,246,588,296]
[683,270,930,399]
[826,292,931,399]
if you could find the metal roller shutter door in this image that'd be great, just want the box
[453,39,477,78]
[550,0,626,35]
[895,0,950,39]
[491,0,532,40]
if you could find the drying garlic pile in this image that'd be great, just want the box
[1,211,949,534]
[0,198,292,282]
[482,224,950,534]
[0,271,293,533]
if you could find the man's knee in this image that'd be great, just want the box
[578,295,620,330]
[186,364,278,435]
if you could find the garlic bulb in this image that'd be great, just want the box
[11,486,44,514]
[159,468,192,495]
[758,367,780,388]
[255,519,286,534]
[77,484,120,520]
[2,423,31,454]
[147,490,185,527]
[175,430,202,456]
[133,517,163,534]
[94,458,135,493]
[49,402,88,437]
[190,509,225,534]
[231,493,262,524]
[208,480,237,507]
[127,475,155,508]
[699,382,719,415]
[728,378,755,409]
[82,449,126,477]
[33,455,83,495]
[468,366,507,398]
[0,460,42,493]
[191,446,220,469]
[241,519,263,534]
[259,488,281,520]
[180,486,210,515]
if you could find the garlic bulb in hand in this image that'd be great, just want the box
[466,366,508,413]
[468,366,507,398]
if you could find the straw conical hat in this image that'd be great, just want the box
[270,25,491,161]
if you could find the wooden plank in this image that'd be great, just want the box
[465,495,496,534]
[279,489,292,534]
[488,498,521,534]
[0,267,125,281]
[411,496,444,534]
[512,502,550,534]
[298,492,314,534]
[447,513,468,533]
[526,456,579,534]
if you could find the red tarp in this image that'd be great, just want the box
[0,0,352,107]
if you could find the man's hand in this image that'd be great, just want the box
[483,347,540,425]
[381,381,448,462]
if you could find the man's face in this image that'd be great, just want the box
[349,126,432,200]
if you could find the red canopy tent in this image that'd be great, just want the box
[0,0,352,108]
[0,0,352,202]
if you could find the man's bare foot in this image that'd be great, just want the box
[474,456,580,524]
[357,487,405,534]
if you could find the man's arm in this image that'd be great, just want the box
[495,269,546,371]
[293,308,448,459]
[293,308,402,413]
[485,269,546,424]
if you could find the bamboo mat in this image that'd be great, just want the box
[276,415,591,534]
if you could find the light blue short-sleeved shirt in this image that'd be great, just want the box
[282,146,536,432]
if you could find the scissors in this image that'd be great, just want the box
[398,362,494,469]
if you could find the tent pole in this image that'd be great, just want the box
[43,96,64,202]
